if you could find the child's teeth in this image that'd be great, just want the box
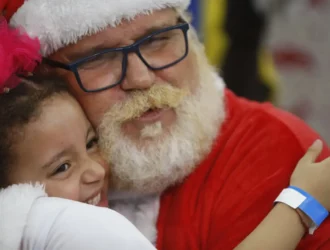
[87,193,101,205]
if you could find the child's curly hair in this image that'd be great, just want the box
[0,18,69,187]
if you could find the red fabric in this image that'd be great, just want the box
[0,0,24,21]
[156,89,330,250]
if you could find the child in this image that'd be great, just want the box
[0,18,156,250]
[0,18,330,250]
[0,19,109,207]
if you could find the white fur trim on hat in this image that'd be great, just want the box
[0,183,47,250]
[10,0,191,57]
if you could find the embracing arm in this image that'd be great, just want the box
[234,203,306,250]
[234,140,329,250]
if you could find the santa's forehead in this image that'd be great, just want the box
[10,0,190,56]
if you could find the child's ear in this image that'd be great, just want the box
[34,63,51,76]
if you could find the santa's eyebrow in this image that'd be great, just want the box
[65,17,182,62]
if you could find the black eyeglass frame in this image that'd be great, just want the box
[43,22,190,93]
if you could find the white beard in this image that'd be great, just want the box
[98,49,226,195]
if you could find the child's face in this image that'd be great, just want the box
[8,93,109,207]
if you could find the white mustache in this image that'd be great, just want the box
[106,83,187,123]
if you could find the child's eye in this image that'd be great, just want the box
[52,163,71,176]
[86,136,99,150]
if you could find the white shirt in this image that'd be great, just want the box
[0,184,156,250]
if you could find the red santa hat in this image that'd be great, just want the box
[10,0,191,57]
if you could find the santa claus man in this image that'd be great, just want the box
[4,0,330,249]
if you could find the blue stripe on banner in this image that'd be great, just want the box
[188,0,200,32]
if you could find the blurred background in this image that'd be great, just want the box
[188,0,330,142]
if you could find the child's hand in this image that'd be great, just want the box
[290,140,330,210]
[0,0,24,21]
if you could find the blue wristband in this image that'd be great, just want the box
[289,186,329,227]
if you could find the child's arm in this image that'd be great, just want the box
[235,140,330,250]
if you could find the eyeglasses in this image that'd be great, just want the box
[43,21,190,93]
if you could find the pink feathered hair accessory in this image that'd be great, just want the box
[0,17,41,93]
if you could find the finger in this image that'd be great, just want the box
[317,156,330,167]
[4,0,23,21]
[299,139,323,164]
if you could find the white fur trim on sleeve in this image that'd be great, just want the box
[0,183,47,250]
[10,0,191,56]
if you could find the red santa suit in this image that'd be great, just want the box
[156,88,330,250]
[9,0,330,249]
